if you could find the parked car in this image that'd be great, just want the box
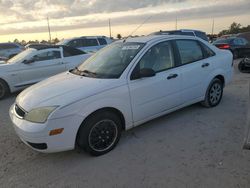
[58,36,113,53]
[9,35,233,156]
[0,45,91,99]
[150,29,209,42]
[212,37,249,59]
[236,32,250,42]
[0,43,24,59]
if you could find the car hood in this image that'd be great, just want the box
[0,62,14,69]
[16,72,124,111]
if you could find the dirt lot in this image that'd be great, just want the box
[0,60,249,188]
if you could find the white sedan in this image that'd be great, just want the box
[9,35,233,156]
[0,46,91,99]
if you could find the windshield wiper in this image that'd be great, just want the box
[71,68,98,77]
[81,70,98,77]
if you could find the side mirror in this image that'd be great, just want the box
[140,68,156,78]
[23,59,35,64]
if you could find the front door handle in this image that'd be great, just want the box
[202,63,210,68]
[167,74,178,80]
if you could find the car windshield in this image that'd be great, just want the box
[7,49,35,64]
[71,42,145,79]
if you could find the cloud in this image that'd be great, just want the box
[0,0,249,35]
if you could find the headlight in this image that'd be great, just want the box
[25,106,58,123]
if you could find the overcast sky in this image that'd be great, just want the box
[0,0,249,42]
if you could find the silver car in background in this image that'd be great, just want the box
[58,36,113,53]
[0,43,24,59]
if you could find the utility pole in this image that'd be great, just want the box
[211,18,215,35]
[109,19,112,38]
[47,16,51,43]
[175,16,178,30]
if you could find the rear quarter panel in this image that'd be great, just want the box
[207,48,233,87]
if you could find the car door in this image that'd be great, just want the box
[175,39,214,103]
[128,41,182,123]
[17,49,65,86]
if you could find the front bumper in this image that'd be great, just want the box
[9,104,84,153]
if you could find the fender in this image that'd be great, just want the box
[76,98,133,130]
[205,68,226,90]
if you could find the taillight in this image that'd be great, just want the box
[218,44,230,49]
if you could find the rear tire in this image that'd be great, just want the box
[201,78,223,108]
[0,80,9,100]
[76,111,122,156]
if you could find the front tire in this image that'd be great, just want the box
[77,111,122,156]
[0,80,9,100]
[201,78,223,108]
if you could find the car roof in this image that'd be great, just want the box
[62,36,108,41]
[29,45,86,54]
[151,29,205,34]
[0,42,20,46]
[121,35,199,43]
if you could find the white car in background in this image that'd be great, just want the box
[58,36,113,53]
[0,45,91,99]
[10,35,233,156]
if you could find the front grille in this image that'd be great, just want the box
[14,104,26,118]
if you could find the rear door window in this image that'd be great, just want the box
[98,38,107,45]
[33,51,61,62]
[82,39,99,47]
[68,39,83,48]
[199,42,215,58]
[176,40,203,64]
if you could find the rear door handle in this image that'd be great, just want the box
[167,74,178,80]
[202,63,210,68]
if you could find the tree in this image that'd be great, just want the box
[21,40,26,45]
[229,22,241,34]
[52,38,60,44]
[117,34,122,39]
[218,22,250,36]
[13,39,19,43]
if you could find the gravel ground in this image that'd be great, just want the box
[0,60,249,188]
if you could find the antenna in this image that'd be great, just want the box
[109,19,112,38]
[175,16,178,30]
[47,16,52,43]
[127,16,152,38]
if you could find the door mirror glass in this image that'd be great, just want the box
[140,68,155,78]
